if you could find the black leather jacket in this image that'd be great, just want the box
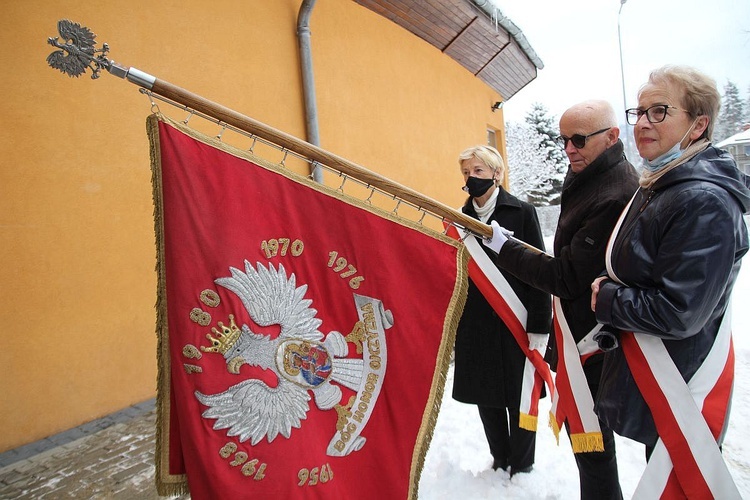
[496,140,638,374]
[594,146,750,445]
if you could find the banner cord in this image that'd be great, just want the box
[140,89,473,237]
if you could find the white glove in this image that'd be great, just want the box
[482,220,512,253]
[527,333,548,354]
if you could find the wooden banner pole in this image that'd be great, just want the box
[47,19,546,252]
[150,79,491,238]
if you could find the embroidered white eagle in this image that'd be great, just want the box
[195,261,364,445]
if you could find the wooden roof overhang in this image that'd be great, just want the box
[353,0,542,100]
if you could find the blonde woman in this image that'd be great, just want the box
[452,145,550,477]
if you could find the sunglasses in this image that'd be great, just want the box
[555,127,610,149]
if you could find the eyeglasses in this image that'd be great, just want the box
[555,127,610,149]
[625,104,690,125]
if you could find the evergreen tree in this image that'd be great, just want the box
[522,103,567,204]
[506,121,565,206]
[524,103,566,166]
[715,81,745,141]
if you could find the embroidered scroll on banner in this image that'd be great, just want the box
[148,115,468,499]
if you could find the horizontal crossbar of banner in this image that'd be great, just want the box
[141,88,443,229]
[144,77,491,238]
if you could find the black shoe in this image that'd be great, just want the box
[492,459,508,471]
[510,465,532,477]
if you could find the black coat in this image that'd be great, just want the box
[495,140,639,377]
[594,146,750,445]
[452,187,551,408]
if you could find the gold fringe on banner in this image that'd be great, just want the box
[408,247,468,500]
[148,115,190,497]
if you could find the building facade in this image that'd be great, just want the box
[717,127,750,174]
[1,0,539,452]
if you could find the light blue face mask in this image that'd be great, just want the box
[643,119,697,172]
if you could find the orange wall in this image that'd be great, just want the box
[313,0,508,201]
[0,0,506,452]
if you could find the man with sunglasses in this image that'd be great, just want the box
[482,100,638,499]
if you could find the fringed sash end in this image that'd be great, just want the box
[519,412,538,432]
[548,412,561,445]
[570,432,604,453]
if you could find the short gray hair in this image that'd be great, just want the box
[642,65,720,140]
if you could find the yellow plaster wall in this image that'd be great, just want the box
[0,0,506,452]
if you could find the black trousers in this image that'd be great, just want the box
[566,418,622,500]
[477,405,535,475]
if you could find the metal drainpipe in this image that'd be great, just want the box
[297,0,323,183]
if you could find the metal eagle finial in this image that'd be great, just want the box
[46,19,111,79]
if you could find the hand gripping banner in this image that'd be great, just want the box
[148,115,468,499]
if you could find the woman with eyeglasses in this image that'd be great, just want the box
[590,65,750,496]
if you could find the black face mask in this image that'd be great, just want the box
[463,176,495,198]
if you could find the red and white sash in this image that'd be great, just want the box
[548,298,605,453]
[604,195,740,499]
[449,226,554,431]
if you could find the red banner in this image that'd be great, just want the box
[148,115,467,499]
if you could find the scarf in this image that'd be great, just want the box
[639,139,709,189]
[472,186,499,222]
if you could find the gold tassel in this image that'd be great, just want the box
[548,411,561,445]
[570,432,605,453]
[519,412,538,432]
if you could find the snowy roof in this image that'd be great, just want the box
[716,128,750,148]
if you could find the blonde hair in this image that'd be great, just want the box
[642,65,720,140]
[458,145,506,185]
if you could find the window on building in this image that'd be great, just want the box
[487,128,498,149]
[744,144,750,157]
